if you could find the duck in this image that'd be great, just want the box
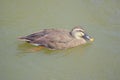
[18,26,94,50]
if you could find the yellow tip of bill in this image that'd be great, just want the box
[90,38,94,42]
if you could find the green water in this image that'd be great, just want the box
[0,0,120,80]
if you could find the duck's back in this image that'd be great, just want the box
[31,29,72,41]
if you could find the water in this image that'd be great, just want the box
[0,0,120,80]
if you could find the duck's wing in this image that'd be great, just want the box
[30,29,73,46]
[19,29,72,41]
[19,29,52,41]
[19,29,73,49]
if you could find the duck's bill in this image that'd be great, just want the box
[82,34,94,42]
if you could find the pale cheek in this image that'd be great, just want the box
[76,36,81,39]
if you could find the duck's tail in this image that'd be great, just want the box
[18,36,31,41]
[18,36,41,46]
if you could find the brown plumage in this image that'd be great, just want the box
[19,26,94,50]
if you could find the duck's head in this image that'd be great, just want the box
[70,26,94,42]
